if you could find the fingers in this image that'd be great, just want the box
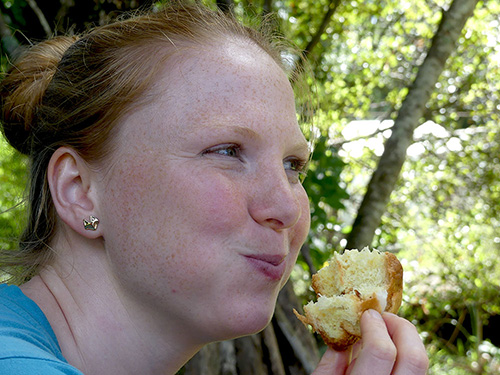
[311,310,428,375]
[347,309,397,375]
[311,347,351,375]
[382,312,429,374]
[347,310,428,375]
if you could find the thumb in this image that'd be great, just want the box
[312,348,351,375]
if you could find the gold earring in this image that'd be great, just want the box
[83,216,99,231]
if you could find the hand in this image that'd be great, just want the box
[312,310,429,375]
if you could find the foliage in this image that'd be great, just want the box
[301,133,349,271]
[332,120,500,373]
[391,121,500,374]
[0,134,26,251]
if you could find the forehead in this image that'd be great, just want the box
[175,42,291,101]
[116,40,306,149]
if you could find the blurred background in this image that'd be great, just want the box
[0,0,498,373]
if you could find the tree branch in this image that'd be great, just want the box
[293,0,341,77]
[27,0,52,37]
[303,0,341,57]
[345,0,480,250]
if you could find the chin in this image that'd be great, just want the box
[237,304,277,337]
[210,303,276,342]
[244,313,273,336]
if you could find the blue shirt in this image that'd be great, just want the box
[0,284,83,374]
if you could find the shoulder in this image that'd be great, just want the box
[0,357,84,374]
[0,284,83,374]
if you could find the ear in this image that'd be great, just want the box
[47,147,101,238]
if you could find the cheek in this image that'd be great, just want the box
[292,189,311,248]
[191,177,247,232]
[101,159,248,268]
[106,155,245,224]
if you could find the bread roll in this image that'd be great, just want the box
[294,247,403,351]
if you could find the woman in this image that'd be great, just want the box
[0,2,428,374]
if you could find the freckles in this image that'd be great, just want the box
[192,177,246,230]
[105,159,166,252]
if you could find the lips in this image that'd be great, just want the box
[244,254,287,281]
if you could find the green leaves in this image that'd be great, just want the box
[0,134,27,251]
[301,133,349,270]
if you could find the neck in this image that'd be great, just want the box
[21,241,202,375]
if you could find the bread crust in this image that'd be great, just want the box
[294,249,403,351]
[384,252,404,313]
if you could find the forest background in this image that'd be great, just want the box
[0,0,498,374]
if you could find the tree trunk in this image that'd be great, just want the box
[345,0,480,250]
[183,280,319,374]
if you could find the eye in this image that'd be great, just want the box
[284,157,309,183]
[201,144,242,158]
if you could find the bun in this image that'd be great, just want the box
[0,36,78,154]
[294,247,403,351]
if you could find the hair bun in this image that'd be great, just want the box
[0,36,78,154]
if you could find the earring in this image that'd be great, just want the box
[83,215,99,231]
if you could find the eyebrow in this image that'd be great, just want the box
[229,125,262,140]
[195,124,262,143]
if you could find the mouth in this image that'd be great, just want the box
[244,254,287,281]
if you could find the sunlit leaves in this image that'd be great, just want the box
[302,133,349,269]
[0,134,27,251]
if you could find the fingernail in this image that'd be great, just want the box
[382,312,398,318]
[366,309,383,320]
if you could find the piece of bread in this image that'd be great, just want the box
[294,247,403,351]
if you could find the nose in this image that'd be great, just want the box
[248,167,303,231]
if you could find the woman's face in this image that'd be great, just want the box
[99,41,311,344]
